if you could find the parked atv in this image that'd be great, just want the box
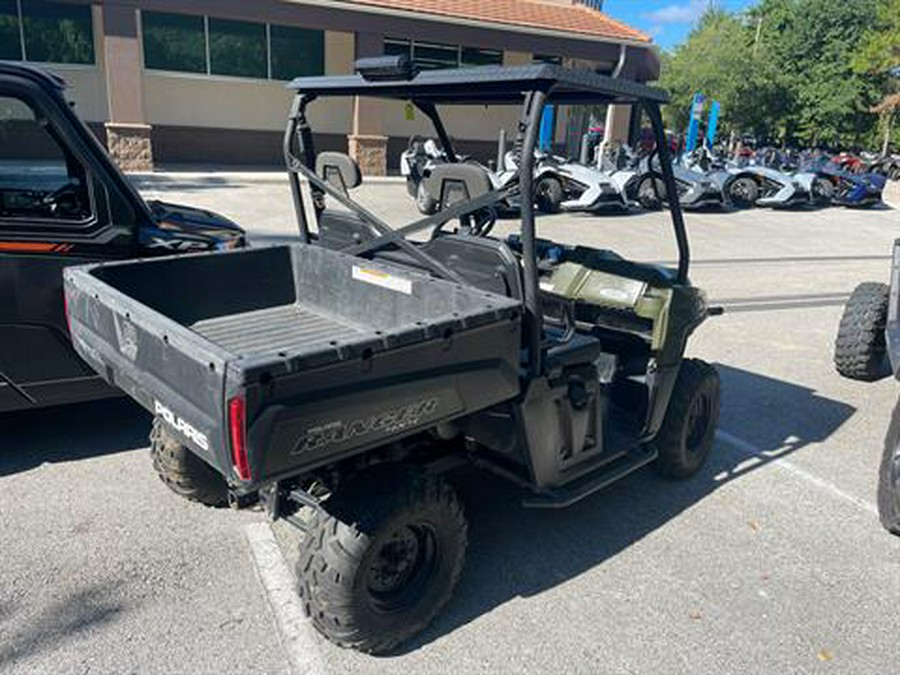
[65,59,721,653]
[834,243,900,535]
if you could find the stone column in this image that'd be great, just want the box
[348,32,388,176]
[101,2,153,171]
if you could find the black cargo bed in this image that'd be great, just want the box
[64,243,524,487]
[191,304,364,355]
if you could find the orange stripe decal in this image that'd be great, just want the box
[0,241,69,253]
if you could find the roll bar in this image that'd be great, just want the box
[282,85,691,377]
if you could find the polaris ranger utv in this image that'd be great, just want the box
[64,59,721,653]
[0,62,244,414]
[834,244,900,536]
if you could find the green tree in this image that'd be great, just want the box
[659,8,791,140]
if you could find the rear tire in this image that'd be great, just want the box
[728,176,759,208]
[834,282,891,381]
[150,417,228,507]
[535,176,564,213]
[415,181,438,215]
[653,359,721,479]
[878,396,900,535]
[296,470,467,654]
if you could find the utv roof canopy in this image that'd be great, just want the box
[287,62,669,106]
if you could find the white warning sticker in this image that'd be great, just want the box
[352,265,413,295]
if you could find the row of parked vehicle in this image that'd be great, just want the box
[401,136,888,216]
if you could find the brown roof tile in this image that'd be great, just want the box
[338,0,651,43]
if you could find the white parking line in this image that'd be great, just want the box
[244,523,329,675]
[716,430,879,516]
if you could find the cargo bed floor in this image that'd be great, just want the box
[191,303,365,356]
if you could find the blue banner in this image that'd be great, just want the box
[706,100,720,148]
[686,92,705,153]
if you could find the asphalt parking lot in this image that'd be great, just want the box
[2,174,899,674]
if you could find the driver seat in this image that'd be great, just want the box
[314,152,380,250]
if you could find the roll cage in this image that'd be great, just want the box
[283,61,689,377]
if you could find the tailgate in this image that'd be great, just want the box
[64,264,232,471]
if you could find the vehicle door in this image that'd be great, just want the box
[0,77,136,409]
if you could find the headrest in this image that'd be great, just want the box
[315,152,362,193]
[424,163,493,207]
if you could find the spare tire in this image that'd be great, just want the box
[834,281,891,381]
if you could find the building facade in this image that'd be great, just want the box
[0,0,657,172]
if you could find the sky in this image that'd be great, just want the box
[604,0,754,49]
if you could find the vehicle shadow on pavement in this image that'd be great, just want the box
[0,583,128,668]
[0,398,151,477]
[397,363,856,654]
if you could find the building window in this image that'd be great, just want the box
[534,54,563,65]
[0,0,20,60]
[413,41,459,70]
[461,47,502,67]
[142,12,206,73]
[142,12,325,81]
[384,38,503,70]
[270,25,324,80]
[209,18,267,78]
[0,0,95,65]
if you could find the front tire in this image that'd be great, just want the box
[653,359,721,479]
[834,282,891,381]
[150,417,228,507]
[879,396,900,535]
[535,176,563,213]
[728,176,759,208]
[811,177,835,206]
[296,470,467,654]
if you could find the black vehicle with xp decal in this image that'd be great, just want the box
[64,58,722,653]
[0,62,244,415]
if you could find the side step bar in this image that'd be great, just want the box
[521,445,657,509]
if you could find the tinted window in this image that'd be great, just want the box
[461,47,502,67]
[270,24,324,80]
[209,18,266,78]
[384,37,411,59]
[0,96,91,222]
[413,41,458,70]
[142,11,206,73]
[21,0,94,65]
[0,0,21,60]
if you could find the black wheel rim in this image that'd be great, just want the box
[731,179,754,202]
[639,179,659,208]
[685,391,712,455]
[365,523,439,614]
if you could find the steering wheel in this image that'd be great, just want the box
[41,183,84,217]
[429,205,497,240]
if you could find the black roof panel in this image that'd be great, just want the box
[0,61,68,90]
[287,64,668,105]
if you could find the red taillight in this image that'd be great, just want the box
[63,292,71,334]
[228,395,251,481]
